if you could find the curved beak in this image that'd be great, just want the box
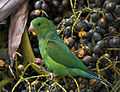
[28,23,36,35]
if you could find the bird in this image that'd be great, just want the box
[28,17,111,85]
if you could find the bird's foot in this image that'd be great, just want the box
[48,73,56,80]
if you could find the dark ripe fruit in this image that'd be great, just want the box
[86,42,93,51]
[115,5,120,16]
[96,26,106,34]
[92,53,99,62]
[52,0,60,7]
[62,0,69,7]
[112,18,120,29]
[74,42,79,50]
[54,17,62,24]
[58,5,64,13]
[109,37,120,48]
[92,32,102,42]
[76,20,92,32]
[97,17,107,28]
[90,13,99,23]
[34,0,44,9]
[96,40,105,48]
[41,2,48,10]
[84,45,91,55]
[108,26,117,33]
[67,37,75,48]
[35,58,42,65]
[83,55,93,66]
[103,39,109,48]
[87,29,94,41]
[105,13,114,22]
[64,37,74,46]
[34,0,48,10]
[63,26,71,38]
[76,21,83,32]
[93,45,104,55]
[80,39,89,44]
[64,18,73,27]
[104,1,116,11]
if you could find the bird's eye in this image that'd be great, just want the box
[37,22,41,26]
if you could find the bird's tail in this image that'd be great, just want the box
[71,69,112,87]
[87,71,112,87]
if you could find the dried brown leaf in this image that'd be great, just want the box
[0,0,26,22]
[8,1,28,60]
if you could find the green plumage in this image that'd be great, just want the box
[29,17,100,80]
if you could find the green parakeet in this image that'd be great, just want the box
[28,17,101,80]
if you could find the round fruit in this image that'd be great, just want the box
[83,55,93,66]
[63,26,71,38]
[41,2,48,10]
[96,26,106,34]
[34,0,44,9]
[97,17,107,28]
[18,64,24,72]
[78,30,87,38]
[109,37,120,48]
[64,18,73,27]
[96,40,105,48]
[35,58,42,65]
[104,53,110,58]
[93,45,104,55]
[92,53,99,62]
[87,29,94,41]
[92,32,102,42]
[67,37,75,48]
[77,48,86,58]
[52,0,60,7]
[108,26,117,33]
[58,5,64,13]
[105,13,114,22]
[114,5,120,16]
[30,10,42,19]
[86,42,93,51]
[54,16,62,24]
[95,0,103,7]
[76,20,92,32]
[89,79,97,86]
[104,1,116,11]
[62,0,69,7]
[90,13,99,23]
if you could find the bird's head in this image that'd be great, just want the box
[28,17,56,37]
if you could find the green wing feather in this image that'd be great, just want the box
[46,38,88,70]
